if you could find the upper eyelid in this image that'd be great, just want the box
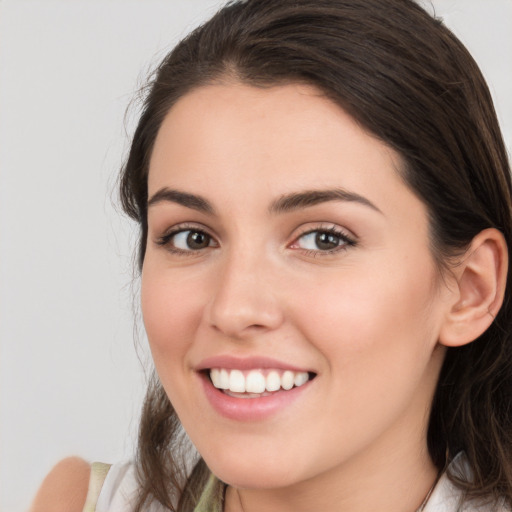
[292,223,356,241]
[159,222,215,238]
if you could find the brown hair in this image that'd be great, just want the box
[119,0,512,509]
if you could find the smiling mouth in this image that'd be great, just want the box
[207,368,316,397]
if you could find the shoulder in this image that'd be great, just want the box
[30,457,91,512]
[424,454,511,512]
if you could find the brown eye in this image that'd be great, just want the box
[297,230,347,251]
[166,229,214,251]
[186,231,211,249]
[315,232,340,250]
[291,227,357,255]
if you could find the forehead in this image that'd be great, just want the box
[152,82,375,154]
[148,82,423,223]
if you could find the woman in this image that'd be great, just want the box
[31,0,512,511]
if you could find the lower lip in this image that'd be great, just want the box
[200,373,312,421]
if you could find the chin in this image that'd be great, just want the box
[218,472,298,490]
[205,455,303,490]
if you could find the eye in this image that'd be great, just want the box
[173,230,212,250]
[156,226,217,254]
[291,227,356,254]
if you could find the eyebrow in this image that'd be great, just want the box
[147,188,216,215]
[147,187,382,216]
[269,188,383,215]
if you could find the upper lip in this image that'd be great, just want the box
[196,355,312,373]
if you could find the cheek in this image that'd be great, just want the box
[141,264,202,364]
[291,254,440,381]
[289,261,442,444]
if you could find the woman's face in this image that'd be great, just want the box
[142,83,451,490]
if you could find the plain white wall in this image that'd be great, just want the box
[0,1,510,511]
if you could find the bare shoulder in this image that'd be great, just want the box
[29,457,90,512]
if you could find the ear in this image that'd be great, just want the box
[439,228,508,347]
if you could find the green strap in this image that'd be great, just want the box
[82,463,221,512]
[194,473,225,512]
[82,462,112,512]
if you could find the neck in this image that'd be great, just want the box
[224,427,439,512]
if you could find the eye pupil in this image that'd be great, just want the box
[187,231,210,249]
[315,232,339,250]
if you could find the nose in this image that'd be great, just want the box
[205,250,284,339]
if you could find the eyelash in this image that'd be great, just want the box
[292,226,357,256]
[155,224,357,257]
[155,223,216,256]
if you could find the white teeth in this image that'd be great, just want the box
[209,368,311,394]
[210,368,221,388]
[211,368,231,389]
[266,371,281,392]
[246,370,266,393]
[281,371,294,390]
[219,369,229,389]
[229,369,246,392]
[294,372,309,387]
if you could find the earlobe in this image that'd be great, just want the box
[439,228,508,348]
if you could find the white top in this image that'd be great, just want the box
[88,461,167,512]
[86,454,509,512]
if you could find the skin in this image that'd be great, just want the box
[29,81,507,511]
[29,457,90,512]
[142,82,457,512]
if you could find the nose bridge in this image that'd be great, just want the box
[206,242,283,337]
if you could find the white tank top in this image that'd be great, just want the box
[82,454,508,512]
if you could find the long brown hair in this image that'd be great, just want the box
[119,1,512,509]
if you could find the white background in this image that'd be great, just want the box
[0,1,510,511]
